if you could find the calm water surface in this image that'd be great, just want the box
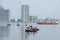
[28,23,60,40]
[2,22,60,40]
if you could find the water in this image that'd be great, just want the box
[28,23,60,40]
[0,22,60,40]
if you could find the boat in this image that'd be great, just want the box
[37,22,58,25]
[37,17,59,25]
[25,29,39,32]
[25,25,39,32]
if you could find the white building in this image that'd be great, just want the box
[21,5,29,23]
[29,16,37,23]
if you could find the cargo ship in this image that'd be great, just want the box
[37,17,59,25]
[37,21,58,25]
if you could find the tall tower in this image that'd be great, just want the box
[21,5,29,23]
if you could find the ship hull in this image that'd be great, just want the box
[37,23,58,25]
[25,29,39,32]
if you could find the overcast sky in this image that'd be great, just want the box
[1,0,60,19]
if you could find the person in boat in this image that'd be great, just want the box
[30,25,33,30]
[25,24,33,30]
[25,24,31,30]
[32,27,37,31]
[28,25,37,31]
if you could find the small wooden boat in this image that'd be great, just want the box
[25,29,39,32]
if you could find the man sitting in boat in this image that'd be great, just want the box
[25,24,31,30]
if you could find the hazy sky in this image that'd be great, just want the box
[1,0,60,19]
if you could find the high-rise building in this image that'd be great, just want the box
[0,6,9,22]
[21,5,29,23]
[0,6,9,40]
[29,16,37,23]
